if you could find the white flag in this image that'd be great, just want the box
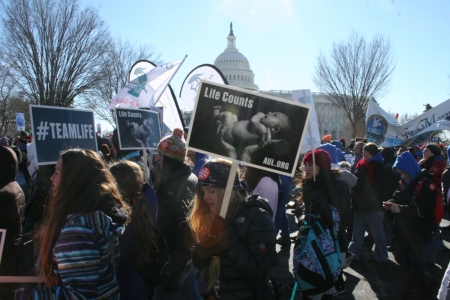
[106,57,186,110]
[180,64,228,110]
[291,90,319,153]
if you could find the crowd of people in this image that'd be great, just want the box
[1,129,450,300]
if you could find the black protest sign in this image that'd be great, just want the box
[0,229,5,265]
[30,106,97,165]
[187,81,311,176]
[115,108,161,150]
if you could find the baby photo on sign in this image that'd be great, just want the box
[187,81,310,176]
[115,108,161,150]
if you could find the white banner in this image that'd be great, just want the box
[180,64,228,111]
[292,90,321,153]
[16,113,25,132]
[106,58,186,110]
[366,98,450,147]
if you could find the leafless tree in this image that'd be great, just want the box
[0,0,110,107]
[78,40,160,127]
[313,30,395,138]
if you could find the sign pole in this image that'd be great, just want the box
[219,161,238,218]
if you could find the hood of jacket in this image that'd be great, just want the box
[392,151,421,184]
[0,146,18,186]
[67,210,125,241]
[369,152,384,164]
[337,170,358,189]
[318,143,338,164]
[240,194,274,217]
[96,195,129,226]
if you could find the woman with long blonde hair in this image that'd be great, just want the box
[190,159,277,299]
[15,149,130,299]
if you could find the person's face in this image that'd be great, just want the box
[422,147,434,160]
[261,112,289,130]
[354,144,363,157]
[398,169,412,183]
[201,186,219,212]
[304,162,320,179]
[50,157,63,196]
[363,150,373,162]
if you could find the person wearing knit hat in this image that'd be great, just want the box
[418,142,447,267]
[0,137,9,147]
[154,128,201,299]
[419,142,445,188]
[156,128,186,162]
[349,142,388,263]
[323,134,331,143]
[302,149,332,172]
[189,159,277,299]
[299,149,349,298]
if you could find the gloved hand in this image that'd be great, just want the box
[159,262,180,293]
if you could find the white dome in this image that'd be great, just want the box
[214,23,259,91]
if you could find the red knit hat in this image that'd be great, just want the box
[302,149,331,170]
[156,128,186,162]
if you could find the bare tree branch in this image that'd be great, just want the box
[313,30,395,138]
[0,0,110,107]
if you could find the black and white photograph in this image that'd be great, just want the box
[0,229,5,265]
[187,81,310,176]
[30,105,97,165]
[115,108,161,150]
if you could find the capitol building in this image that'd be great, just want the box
[186,24,352,143]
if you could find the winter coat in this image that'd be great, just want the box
[15,209,127,299]
[0,146,25,277]
[389,171,435,250]
[389,151,435,249]
[422,155,446,189]
[117,192,168,300]
[442,166,450,204]
[194,195,277,300]
[156,163,197,277]
[352,153,387,212]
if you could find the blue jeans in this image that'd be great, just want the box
[348,210,388,261]
[153,263,202,300]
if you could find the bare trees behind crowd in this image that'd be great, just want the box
[313,30,396,139]
[0,0,159,134]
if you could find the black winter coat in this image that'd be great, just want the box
[389,172,435,250]
[156,163,197,277]
[0,146,25,277]
[352,158,387,212]
[194,195,278,300]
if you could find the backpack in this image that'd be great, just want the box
[293,205,342,296]
[415,178,444,224]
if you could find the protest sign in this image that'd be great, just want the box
[187,81,310,176]
[115,108,161,150]
[0,229,5,265]
[30,106,97,165]
[16,113,25,132]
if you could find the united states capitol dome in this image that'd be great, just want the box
[214,23,259,91]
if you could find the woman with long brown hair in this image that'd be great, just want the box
[109,160,167,300]
[190,159,277,299]
[15,149,130,299]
